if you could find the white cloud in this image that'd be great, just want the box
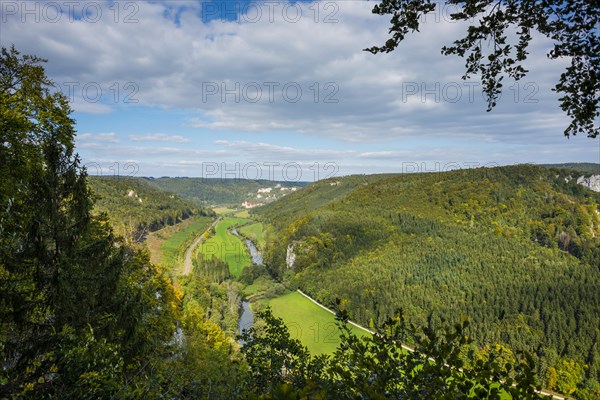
[2,0,595,176]
[214,140,356,159]
[77,132,119,143]
[2,1,573,141]
[129,133,191,143]
[69,99,114,114]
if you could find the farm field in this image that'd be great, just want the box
[266,292,517,398]
[159,216,213,272]
[199,217,252,277]
[213,207,236,215]
[145,216,197,265]
[268,291,371,355]
[234,210,250,218]
[238,222,265,247]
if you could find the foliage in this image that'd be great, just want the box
[193,255,231,283]
[367,0,599,138]
[0,45,245,399]
[179,269,243,338]
[540,163,600,176]
[256,165,600,397]
[239,308,313,396]
[0,45,180,398]
[240,307,546,399]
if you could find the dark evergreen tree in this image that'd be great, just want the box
[0,45,179,398]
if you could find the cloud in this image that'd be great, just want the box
[3,0,595,178]
[214,140,356,159]
[2,0,573,142]
[74,143,233,158]
[77,132,119,143]
[129,133,191,143]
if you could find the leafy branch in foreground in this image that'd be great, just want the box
[366,0,599,138]
[240,304,547,399]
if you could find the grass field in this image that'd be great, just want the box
[238,222,265,247]
[213,207,236,215]
[145,217,202,265]
[159,216,213,271]
[199,217,252,277]
[234,210,250,218]
[268,291,371,355]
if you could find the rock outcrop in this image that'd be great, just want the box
[577,175,600,192]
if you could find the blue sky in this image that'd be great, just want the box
[2,0,598,180]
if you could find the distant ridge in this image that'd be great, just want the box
[148,177,309,206]
[539,162,600,175]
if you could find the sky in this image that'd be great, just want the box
[1,0,598,181]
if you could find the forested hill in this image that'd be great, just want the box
[256,165,600,395]
[88,176,214,241]
[149,177,308,206]
[540,162,600,176]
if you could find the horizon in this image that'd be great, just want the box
[85,161,600,182]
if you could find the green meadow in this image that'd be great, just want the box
[213,207,236,215]
[199,217,252,277]
[160,216,213,271]
[267,292,516,398]
[268,291,371,355]
[234,210,250,218]
[238,222,265,247]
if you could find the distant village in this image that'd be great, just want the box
[241,183,298,208]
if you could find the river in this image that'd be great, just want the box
[238,300,254,344]
[246,238,263,265]
[232,226,262,340]
[231,227,263,266]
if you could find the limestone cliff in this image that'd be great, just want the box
[577,175,600,192]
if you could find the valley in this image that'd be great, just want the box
[148,204,370,356]
[135,163,599,398]
[4,28,598,399]
[9,147,600,398]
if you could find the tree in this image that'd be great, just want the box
[0,45,179,398]
[239,308,313,396]
[366,0,599,138]
[0,45,103,392]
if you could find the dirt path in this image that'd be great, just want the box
[183,219,219,275]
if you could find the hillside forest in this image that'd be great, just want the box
[255,166,600,397]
